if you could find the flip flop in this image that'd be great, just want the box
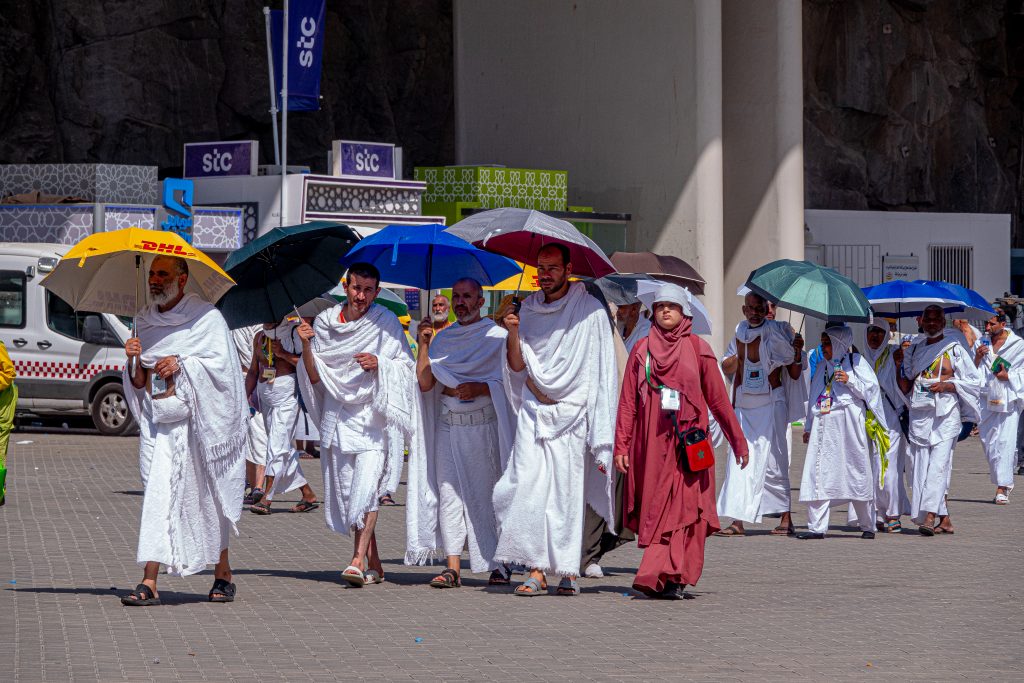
[919,525,935,536]
[250,501,271,515]
[514,576,547,596]
[933,526,955,534]
[341,565,366,587]
[488,566,511,586]
[208,578,236,603]
[364,570,384,585]
[291,500,320,513]
[121,583,160,607]
[556,577,580,596]
[770,525,795,536]
[378,494,398,507]
[713,526,745,537]
[429,568,461,589]
[882,520,902,533]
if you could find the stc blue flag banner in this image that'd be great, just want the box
[270,0,326,112]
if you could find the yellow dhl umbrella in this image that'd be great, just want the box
[40,227,235,318]
[482,263,579,291]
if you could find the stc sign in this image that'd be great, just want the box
[332,140,397,180]
[183,140,258,178]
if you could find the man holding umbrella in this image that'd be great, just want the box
[296,263,420,587]
[120,255,248,606]
[493,244,618,596]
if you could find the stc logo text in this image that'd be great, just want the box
[296,16,317,68]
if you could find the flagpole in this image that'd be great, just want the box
[262,7,281,168]
[279,0,289,228]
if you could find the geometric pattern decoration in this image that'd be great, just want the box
[305,179,423,216]
[103,206,157,231]
[0,205,94,245]
[12,360,120,380]
[192,208,245,251]
[0,164,158,204]
[414,166,568,211]
[210,202,260,243]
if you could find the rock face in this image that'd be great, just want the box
[0,0,454,177]
[804,0,1024,243]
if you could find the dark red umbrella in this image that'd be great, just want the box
[609,251,706,295]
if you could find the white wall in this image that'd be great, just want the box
[805,209,1010,299]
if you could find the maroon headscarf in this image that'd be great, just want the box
[647,315,701,425]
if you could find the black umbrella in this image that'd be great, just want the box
[216,221,361,328]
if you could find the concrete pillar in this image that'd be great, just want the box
[721,0,805,338]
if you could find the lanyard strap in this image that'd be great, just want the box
[644,352,664,390]
[873,345,891,373]
[263,336,274,365]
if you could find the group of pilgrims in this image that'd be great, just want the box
[116,247,1021,606]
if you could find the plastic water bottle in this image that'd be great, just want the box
[981,333,991,348]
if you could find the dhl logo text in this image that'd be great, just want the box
[138,241,195,257]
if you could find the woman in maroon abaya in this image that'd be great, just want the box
[614,283,748,599]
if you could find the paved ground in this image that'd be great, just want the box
[1,429,1022,682]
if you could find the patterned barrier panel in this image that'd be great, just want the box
[103,206,157,231]
[13,360,121,380]
[304,178,423,216]
[192,208,244,251]
[0,205,94,244]
[0,164,157,204]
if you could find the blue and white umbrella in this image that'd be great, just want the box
[913,280,996,320]
[862,280,965,318]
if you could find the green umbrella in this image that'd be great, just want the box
[745,259,872,323]
[328,284,409,317]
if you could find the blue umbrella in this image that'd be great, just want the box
[913,280,996,319]
[340,223,522,290]
[862,280,965,318]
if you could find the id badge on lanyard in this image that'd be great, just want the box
[262,336,277,382]
[742,363,768,393]
[646,352,680,411]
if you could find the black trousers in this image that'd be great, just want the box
[580,468,635,569]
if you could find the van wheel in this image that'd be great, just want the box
[91,383,136,436]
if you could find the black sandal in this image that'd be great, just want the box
[121,583,161,606]
[209,578,236,603]
[488,566,511,585]
[250,501,272,515]
[429,568,460,588]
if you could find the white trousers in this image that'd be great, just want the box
[980,409,1019,489]
[907,438,954,524]
[808,498,874,534]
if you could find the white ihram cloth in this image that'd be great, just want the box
[717,319,797,523]
[257,374,307,500]
[297,303,420,535]
[974,330,1024,489]
[407,317,514,571]
[230,324,269,467]
[800,326,889,509]
[857,331,911,519]
[492,283,617,576]
[623,315,651,354]
[124,293,246,576]
[902,335,982,523]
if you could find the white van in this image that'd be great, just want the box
[0,243,136,435]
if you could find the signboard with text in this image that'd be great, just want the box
[332,140,396,179]
[882,254,919,282]
[160,178,194,244]
[184,140,258,178]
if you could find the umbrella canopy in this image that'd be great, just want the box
[745,259,872,322]
[636,279,713,335]
[586,273,657,306]
[328,285,409,317]
[339,223,520,290]
[913,280,996,320]
[862,280,965,318]
[445,207,616,278]
[609,251,706,295]
[216,221,360,328]
[40,227,234,317]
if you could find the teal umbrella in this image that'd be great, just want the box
[745,259,872,323]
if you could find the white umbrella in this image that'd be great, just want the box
[636,279,712,335]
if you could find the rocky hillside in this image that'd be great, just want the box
[0,0,454,177]
[804,0,1024,243]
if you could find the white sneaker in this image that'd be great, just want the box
[583,563,604,578]
[995,493,1009,505]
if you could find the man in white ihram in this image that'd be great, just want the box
[409,278,515,588]
[494,243,618,597]
[972,311,1024,505]
[716,292,804,536]
[296,263,420,587]
[896,305,982,535]
[120,255,247,607]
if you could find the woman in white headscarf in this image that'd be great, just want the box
[797,324,889,539]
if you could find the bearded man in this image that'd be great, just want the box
[409,278,515,588]
[431,293,452,333]
[616,302,651,354]
[493,243,618,597]
[120,255,247,606]
[896,305,982,535]
[296,263,420,587]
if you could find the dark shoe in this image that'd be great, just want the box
[861,531,875,539]
[796,532,825,540]
[208,578,236,603]
[657,582,694,600]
